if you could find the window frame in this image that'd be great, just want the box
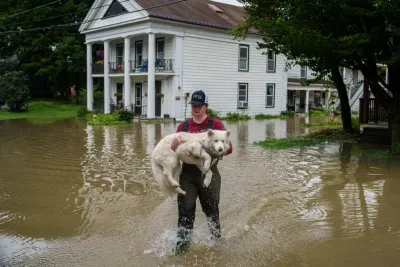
[301,66,307,79]
[238,44,249,72]
[267,51,276,73]
[266,83,275,108]
[237,83,249,109]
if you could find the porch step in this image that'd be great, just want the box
[360,127,391,145]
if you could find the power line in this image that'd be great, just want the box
[0,0,189,35]
[0,0,130,28]
[1,0,63,20]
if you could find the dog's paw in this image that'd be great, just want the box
[177,188,186,196]
[203,171,213,188]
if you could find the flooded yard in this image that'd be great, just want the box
[1,117,400,267]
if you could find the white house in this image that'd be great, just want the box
[79,0,297,121]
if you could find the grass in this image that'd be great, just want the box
[221,112,252,121]
[255,128,361,149]
[0,101,80,121]
[302,121,342,128]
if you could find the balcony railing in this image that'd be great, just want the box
[91,63,104,74]
[91,59,175,75]
[129,60,148,73]
[155,59,174,72]
[359,98,388,124]
[109,62,124,74]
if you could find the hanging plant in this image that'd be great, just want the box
[156,92,164,104]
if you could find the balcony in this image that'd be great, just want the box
[109,62,124,74]
[129,60,148,73]
[91,63,104,74]
[155,59,174,72]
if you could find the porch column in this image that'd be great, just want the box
[172,35,183,119]
[104,40,110,114]
[326,90,331,108]
[147,32,156,119]
[124,37,131,110]
[86,43,93,111]
[305,90,310,113]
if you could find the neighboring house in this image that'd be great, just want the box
[79,0,339,120]
[285,63,336,113]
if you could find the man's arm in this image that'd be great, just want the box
[212,119,233,155]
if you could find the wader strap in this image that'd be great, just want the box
[182,120,189,132]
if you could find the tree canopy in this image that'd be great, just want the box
[0,0,95,92]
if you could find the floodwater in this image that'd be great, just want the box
[1,116,400,267]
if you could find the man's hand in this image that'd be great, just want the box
[171,134,182,151]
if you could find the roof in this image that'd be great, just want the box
[134,0,249,31]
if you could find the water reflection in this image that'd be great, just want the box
[1,117,400,266]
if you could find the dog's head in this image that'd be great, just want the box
[205,129,231,156]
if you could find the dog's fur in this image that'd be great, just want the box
[151,129,231,197]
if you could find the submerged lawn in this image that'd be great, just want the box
[255,128,361,149]
[0,101,80,121]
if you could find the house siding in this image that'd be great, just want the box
[182,36,287,118]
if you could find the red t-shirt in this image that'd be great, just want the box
[176,115,233,155]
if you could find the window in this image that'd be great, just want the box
[104,0,128,18]
[116,43,123,65]
[238,83,248,108]
[301,66,307,78]
[267,51,276,72]
[135,41,143,65]
[266,83,275,108]
[156,38,165,59]
[352,69,358,85]
[239,45,249,71]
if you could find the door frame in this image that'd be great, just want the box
[155,80,162,117]
[135,83,142,115]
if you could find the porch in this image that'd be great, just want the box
[359,98,391,145]
[85,32,183,119]
[287,89,334,113]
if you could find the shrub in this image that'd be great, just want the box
[0,71,31,112]
[255,114,280,120]
[223,112,252,121]
[206,108,222,119]
[118,109,134,123]
[76,106,89,118]
[280,110,297,117]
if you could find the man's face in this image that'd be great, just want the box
[191,104,207,116]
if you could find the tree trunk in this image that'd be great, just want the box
[390,113,400,155]
[331,67,353,132]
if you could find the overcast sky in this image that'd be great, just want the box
[212,0,243,6]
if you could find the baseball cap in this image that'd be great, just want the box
[188,90,209,105]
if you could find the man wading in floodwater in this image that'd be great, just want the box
[170,90,233,255]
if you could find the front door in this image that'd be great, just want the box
[135,83,142,115]
[155,81,162,117]
[116,83,123,107]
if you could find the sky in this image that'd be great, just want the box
[212,0,243,6]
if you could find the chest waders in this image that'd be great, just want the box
[176,117,222,255]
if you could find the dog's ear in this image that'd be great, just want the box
[207,129,214,136]
[226,130,231,137]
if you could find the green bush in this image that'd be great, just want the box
[280,110,297,117]
[76,106,89,118]
[118,109,134,123]
[0,71,31,112]
[255,114,280,120]
[223,112,252,121]
[206,108,222,119]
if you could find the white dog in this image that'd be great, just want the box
[151,129,231,197]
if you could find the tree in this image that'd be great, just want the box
[233,0,400,153]
[0,71,31,111]
[0,0,94,94]
[232,0,355,132]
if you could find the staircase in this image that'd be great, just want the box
[334,81,364,111]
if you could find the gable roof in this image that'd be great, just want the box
[134,0,248,31]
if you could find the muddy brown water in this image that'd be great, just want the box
[1,117,400,267]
